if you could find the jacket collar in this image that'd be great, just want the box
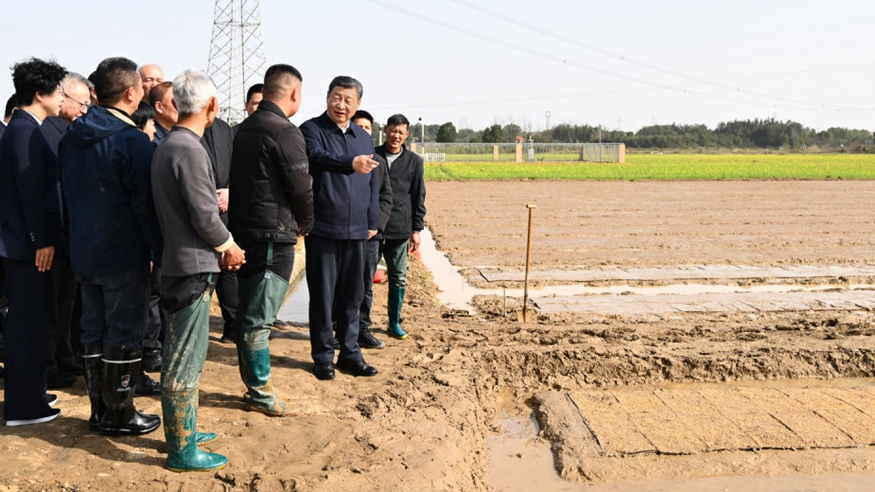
[317,111,363,138]
[10,110,40,127]
[255,99,288,121]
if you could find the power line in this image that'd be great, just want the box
[361,0,875,112]
[446,0,868,111]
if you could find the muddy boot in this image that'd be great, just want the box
[238,346,288,416]
[99,348,160,435]
[163,390,227,472]
[82,344,104,431]
[387,287,408,339]
[358,327,385,349]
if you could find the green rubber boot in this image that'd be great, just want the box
[387,287,409,339]
[163,390,227,472]
[238,346,288,416]
[196,432,217,445]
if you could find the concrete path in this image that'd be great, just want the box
[478,264,875,315]
[533,289,875,315]
[480,264,875,283]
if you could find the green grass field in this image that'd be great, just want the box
[424,154,875,180]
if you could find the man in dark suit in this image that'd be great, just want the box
[0,95,16,353]
[201,116,239,343]
[0,57,68,427]
[300,76,381,381]
[40,72,92,389]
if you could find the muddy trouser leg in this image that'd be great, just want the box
[235,241,293,416]
[160,273,226,471]
[383,239,409,338]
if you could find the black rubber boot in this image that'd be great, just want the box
[82,344,104,431]
[99,347,160,435]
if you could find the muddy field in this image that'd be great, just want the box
[2,180,875,491]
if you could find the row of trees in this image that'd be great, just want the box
[405,119,874,151]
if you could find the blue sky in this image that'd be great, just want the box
[2,0,872,132]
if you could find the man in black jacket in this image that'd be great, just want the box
[375,114,427,339]
[200,116,239,343]
[346,110,391,349]
[229,64,313,416]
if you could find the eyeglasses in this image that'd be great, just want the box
[63,92,90,111]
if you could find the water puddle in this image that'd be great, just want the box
[487,414,584,492]
[489,425,875,492]
[488,379,875,491]
[275,276,309,326]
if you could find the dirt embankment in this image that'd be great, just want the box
[4,180,875,490]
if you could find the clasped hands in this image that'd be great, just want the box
[221,243,246,271]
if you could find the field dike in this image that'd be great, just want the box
[450,308,875,485]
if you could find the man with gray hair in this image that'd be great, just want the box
[41,72,93,390]
[152,69,244,472]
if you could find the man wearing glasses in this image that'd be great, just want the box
[42,73,90,151]
[40,72,92,391]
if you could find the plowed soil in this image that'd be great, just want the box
[2,180,875,491]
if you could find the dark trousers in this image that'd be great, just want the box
[1,257,51,421]
[144,268,163,351]
[359,238,381,330]
[216,212,237,333]
[77,266,150,351]
[306,235,366,365]
[237,241,296,282]
[215,270,238,334]
[161,274,215,315]
[0,261,8,347]
[47,255,77,368]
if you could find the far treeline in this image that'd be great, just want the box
[407,118,875,152]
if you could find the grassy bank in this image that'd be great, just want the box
[424,154,875,180]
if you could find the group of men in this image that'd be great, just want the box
[0,55,426,472]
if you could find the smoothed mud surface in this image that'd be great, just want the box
[3,180,875,490]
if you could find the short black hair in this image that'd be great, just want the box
[386,113,410,128]
[327,75,363,100]
[131,101,154,130]
[148,81,173,108]
[5,94,17,118]
[352,110,373,124]
[263,64,302,100]
[11,57,67,106]
[246,83,264,103]
[91,57,139,104]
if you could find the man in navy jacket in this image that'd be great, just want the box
[0,57,67,426]
[59,57,162,436]
[300,76,380,381]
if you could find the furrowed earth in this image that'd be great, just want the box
[2,180,875,491]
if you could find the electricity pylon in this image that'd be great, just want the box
[207,0,266,124]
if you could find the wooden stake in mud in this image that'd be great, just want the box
[519,204,536,322]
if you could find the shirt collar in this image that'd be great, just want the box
[21,109,43,125]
